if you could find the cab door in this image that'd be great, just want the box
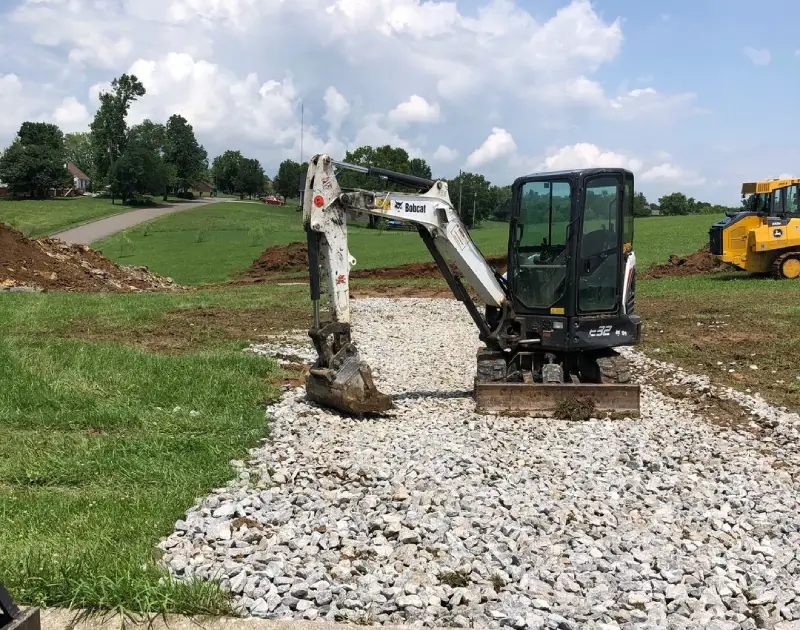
[576,173,623,314]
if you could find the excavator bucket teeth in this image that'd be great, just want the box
[473,381,641,418]
[306,352,394,416]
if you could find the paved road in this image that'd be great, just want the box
[49,197,225,245]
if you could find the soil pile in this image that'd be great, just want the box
[0,222,180,293]
[242,241,508,281]
[641,245,736,279]
[242,242,309,277]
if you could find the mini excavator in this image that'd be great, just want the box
[301,153,642,418]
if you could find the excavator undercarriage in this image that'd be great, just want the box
[302,153,642,418]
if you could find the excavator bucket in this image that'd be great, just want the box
[305,323,393,416]
[306,352,393,416]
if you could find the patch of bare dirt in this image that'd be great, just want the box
[240,241,507,284]
[242,242,309,277]
[0,222,179,292]
[67,306,313,354]
[641,245,736,279]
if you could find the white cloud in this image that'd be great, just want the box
[0,0,706,191]
[323,87,350,133]
[433,145,459,163]
[466,128,517,168]
[640,163,706,186]
[122,53,304,147]
[52,97,91,131]
[351,115,423,157]
[537,142,643,172]
[743,46,770,66]
[387,95,441,126]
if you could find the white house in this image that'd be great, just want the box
[66,161,90,191]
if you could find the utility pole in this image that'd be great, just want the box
[472,191,476,228]
[300,101,304,163]
[458,169,463,219]
[298,101,305,205]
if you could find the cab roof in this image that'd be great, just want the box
[741,178,800,195]
[513,167,634,186]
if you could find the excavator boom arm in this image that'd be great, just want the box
[301,153,507,416]
[303,153,507,331]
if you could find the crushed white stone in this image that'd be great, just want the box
[159,298,800,629]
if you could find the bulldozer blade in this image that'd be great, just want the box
[306,352,394,416]
[474,380,640,418]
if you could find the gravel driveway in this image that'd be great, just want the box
[159,298,800,630]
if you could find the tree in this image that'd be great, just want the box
[409,157,432,181]
[64,132,94,183]
[633,191,651,217]
[234,157,266,199]
[163,114,208,194]
[446,170,494,228]
[0,122,70,197]
[212,150,268,198]
[128,120,166,154]
[212,149,245,194]
[109,146,169,204]
[273,158,308,199]
[658,192,692,216]
[90,73,146,190]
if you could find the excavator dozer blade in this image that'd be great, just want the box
[306,351,394,416]
[474,381,641,418]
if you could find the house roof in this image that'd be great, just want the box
[67,161,90,181]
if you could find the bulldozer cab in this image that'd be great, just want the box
[741,178,800,216]
[508,168,634,318]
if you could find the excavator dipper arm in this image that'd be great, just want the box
[302,153,508,415]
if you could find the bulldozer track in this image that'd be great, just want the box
[771,250,800,279]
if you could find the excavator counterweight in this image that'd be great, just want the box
[302,153,642,418]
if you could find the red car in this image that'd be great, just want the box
[261,195,285,205]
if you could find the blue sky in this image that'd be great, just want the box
[0,0,796,205]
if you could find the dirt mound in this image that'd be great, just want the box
[243,242,309,277]
[641,245,735,279]
[242,242,508,281]
[0,222,180,293]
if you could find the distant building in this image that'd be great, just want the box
[66,161,90,192]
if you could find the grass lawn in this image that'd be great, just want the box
[94,201,722,285]
[0,284,311,615]
[636,273,800,411]
[0,196,196,238]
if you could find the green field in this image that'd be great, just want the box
[94,201,722,285]
[0,285,311,615]
[637,273,800,411]
[0,195,193,238]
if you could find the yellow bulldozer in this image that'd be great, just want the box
[709,178,800,278]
